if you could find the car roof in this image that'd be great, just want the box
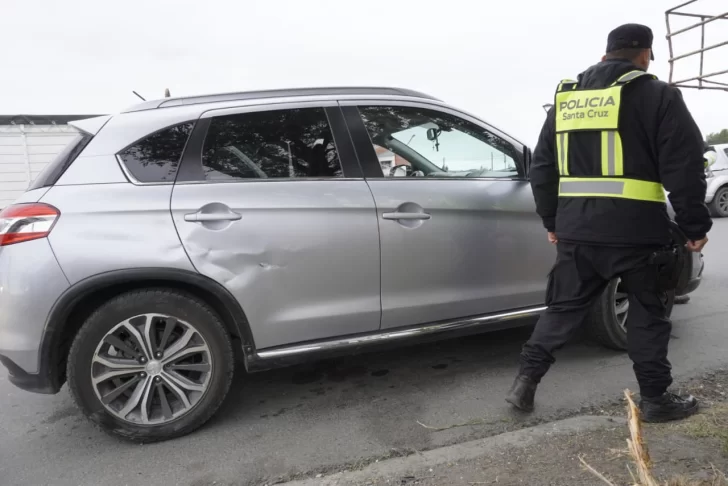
[122,86,441,113]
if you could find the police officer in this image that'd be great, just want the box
[506,24,712,422]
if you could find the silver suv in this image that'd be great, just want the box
[704,143,728,217]
[0,87,704,442]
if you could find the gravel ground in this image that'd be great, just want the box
[299,370,728,486]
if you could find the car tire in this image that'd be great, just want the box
[67,289,234,442]
[709,186,728,218]
[587,278,675,351]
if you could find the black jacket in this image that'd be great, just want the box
[531,58,712,245]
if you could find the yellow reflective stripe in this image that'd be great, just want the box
[613,70,655,85]
[557,79,578,92]
[557,132,569,175]
[599,131,624,176]
[613,131,623,175]
[601,131,610,175]
[558,177,666,203]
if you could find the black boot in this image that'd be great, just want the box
[639,392,698,423]
[505,375,537,412]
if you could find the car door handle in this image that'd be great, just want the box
[382,212,431,221]
[184,211,242,222]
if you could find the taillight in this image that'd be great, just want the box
[0,203,60,246]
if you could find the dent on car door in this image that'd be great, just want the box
[170,103,381,350]
[341,102,554,330]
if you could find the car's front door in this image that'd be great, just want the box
[341,101,554,330]
[170,102,381,350]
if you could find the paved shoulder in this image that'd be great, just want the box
[284,416,625,485]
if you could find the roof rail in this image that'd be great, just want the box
[122,86,441,113]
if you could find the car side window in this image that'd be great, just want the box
[358,105,521,179]
[117,122,194,183]
[200,108,342,181]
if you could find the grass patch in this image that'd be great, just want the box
[665,471,728,486]
[581,391,728,486]
[671,404,728,455]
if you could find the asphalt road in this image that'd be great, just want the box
[3,220,728,486]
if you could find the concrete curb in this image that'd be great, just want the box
[283,415,627,485]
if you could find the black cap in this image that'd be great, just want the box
[606,23,655,60]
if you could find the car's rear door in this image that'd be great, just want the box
[170,102,381,350]
[340,100,553,330]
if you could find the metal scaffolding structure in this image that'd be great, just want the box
[666,0,728,91]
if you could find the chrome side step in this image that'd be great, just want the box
[254,305,546,362]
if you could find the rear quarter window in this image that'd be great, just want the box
[28,133,93,190]
[117,122,194,183]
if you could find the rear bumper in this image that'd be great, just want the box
[0,354,59,394]
[0,239,69,394]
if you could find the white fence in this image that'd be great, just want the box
[0,124,78,209]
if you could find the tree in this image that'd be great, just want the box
[706,129,728,145]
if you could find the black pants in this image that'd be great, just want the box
[519,242,672,398]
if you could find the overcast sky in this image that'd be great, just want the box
[1,0,725,145]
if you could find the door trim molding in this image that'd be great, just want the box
[247,305,546,370]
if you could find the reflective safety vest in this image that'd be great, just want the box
[554,70,666,203]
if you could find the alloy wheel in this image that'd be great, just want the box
[91,314,213,425]
[719,191,728,214]
[612,279,630,332]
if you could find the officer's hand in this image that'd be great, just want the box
[687,237,708,252]
[547,232,558,244]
